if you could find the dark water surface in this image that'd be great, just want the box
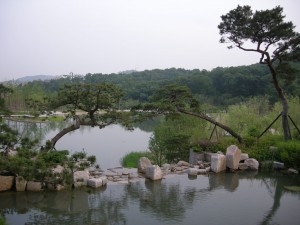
[1,172,300,225]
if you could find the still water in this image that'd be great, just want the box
[1,172,300,225]
[43,124,152,169]
[2,121,300,224]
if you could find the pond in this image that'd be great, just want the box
[43,124,153,169]
[5,120,153,169]
[1,171,300,225]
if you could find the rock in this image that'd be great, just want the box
[0,175,14,192]
[189,149,205,165]
[204,152,215,162]
[161,163,171,170]
[47,183,65,191]
[128,173,139,179]
[7,149,18,157]
[245,158,259,170]
[56,184,65,191]
[226,145,241,170]
[177,160,190,167]
[73,169,89,188]
[138,157,152,174]
[100,176,108,185]
[238,163,249,170]
[211,154,226,173]
[205,166,211,172]
[87,178,103,188]
[145,165,163,180]
[26,181,43,191]
[240,153,249,162]
[15,176,27,192]
[287,168,299,174]
[104,171,118,176]
[273,161,284,169]
[217,151,224,155]
[52,165,64,174]
[188,168,198,176]
[198,169,207,174]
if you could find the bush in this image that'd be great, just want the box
[120,151,152,168]
[40,150,69,164]
[275,141,300,168]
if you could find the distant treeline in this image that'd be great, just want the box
[4,63,300,111]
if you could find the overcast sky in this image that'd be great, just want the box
[0,0,299,81]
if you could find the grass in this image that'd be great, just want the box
[120,151,152,168]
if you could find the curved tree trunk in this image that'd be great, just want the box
[178,109,244,144]
[268,63,292,140]
[50,120,81,149]
[49,119,101,150]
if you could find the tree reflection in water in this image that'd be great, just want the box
[1,172,300,225]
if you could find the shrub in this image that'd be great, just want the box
[40,150,69,164]
[120,151,152,168]
[275,141,300,168]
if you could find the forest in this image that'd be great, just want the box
[3,62,300,112]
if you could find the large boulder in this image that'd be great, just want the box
[15,176,27,192]
[74,169,89,188]
[245,158,259,170]
[226,145,241,170]
[211,154,226,173]
[0,175,14,192]
[138,157,152,174]
[26,181,43,191]
[145,165,163,180]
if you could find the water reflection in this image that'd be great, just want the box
[5,120,153,169]
[1,172,299,225]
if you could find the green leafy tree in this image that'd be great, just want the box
[135,84,243,143]
[218,5,300,140]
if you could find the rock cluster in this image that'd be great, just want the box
[1,144,298,192]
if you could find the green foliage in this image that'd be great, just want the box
[0,215,8,225]
[71,151,87,161]
[149,115,207,164]
[39,150,69,164]
[275,141,300,168]
[120,151,152,168]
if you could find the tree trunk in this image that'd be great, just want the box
[50,121,81,149]
[178,109,244,144]
[267,63,292,140]
[49,119,99,149]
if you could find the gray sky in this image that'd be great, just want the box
[0,0,299,81]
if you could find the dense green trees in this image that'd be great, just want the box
[218,5,300,140]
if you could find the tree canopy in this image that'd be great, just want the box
[218,5,300,140]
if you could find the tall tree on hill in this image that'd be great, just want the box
[218,5,300,140]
